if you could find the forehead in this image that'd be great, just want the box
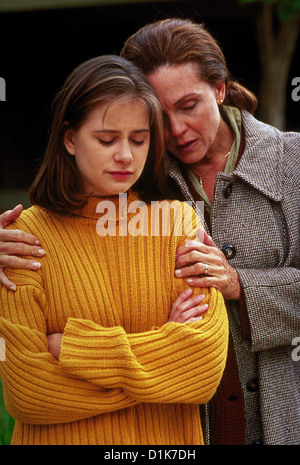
[147,62,208,109]
[147,62,200,94]
[83,97,150,127]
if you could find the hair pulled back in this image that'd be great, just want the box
[121,18,257,114]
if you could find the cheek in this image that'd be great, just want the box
[139,146,150,168]
[74,149,101,180]
[133,147,150,177]
[196,107,219,137]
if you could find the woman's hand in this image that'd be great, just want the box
[168,288,208,323]
[0,205,45,290]
[47,333,63,360]
[175,228,241,301]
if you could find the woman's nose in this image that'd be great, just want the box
[167,115,187,138]
[114,143,133,164]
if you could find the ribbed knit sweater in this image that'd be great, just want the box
[0,191,228,445]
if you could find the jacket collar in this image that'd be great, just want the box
[232,111,283,201]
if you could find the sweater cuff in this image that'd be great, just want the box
[59,318,132,383]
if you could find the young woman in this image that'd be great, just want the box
[0,55,228,445]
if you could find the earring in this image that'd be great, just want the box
[218,99,223,105]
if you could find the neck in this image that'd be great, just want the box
[190,118,233,178]
[73,190,139,220]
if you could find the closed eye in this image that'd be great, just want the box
[181,101,198,111]
[98,139,115,146]
[131,139,146,146]
[98,138,147,146]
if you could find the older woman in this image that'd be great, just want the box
[119,18,300,446]
[1,18,300,445]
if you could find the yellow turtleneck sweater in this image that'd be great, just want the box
[0,191,228,445]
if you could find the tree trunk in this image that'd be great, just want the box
[256,3,299,130]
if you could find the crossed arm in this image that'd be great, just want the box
[0,276,228,425]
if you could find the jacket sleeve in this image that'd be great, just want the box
[236,132,300,352]
[0,277,137,425]
[236,267,300,352]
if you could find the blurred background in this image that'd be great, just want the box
[0,0,299,214]
[0,0,299,445]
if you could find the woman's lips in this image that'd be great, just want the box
[108,171,133,180]
[176,139,198,153]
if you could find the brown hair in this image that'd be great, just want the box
[30,55,166,212]
[121,18,257,114]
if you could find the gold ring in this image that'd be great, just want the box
[205,264,208,274]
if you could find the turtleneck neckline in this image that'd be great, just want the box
[71,189,142,220]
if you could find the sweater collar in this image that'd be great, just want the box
[72,190,142,220]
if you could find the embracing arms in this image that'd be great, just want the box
[0,206,227,424]
[0,206,46,290]
[175,228,300,351]
[175,228,241,301]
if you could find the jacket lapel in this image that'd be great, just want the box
[233,111,283,202]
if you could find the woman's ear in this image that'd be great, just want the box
[215,81,226,104]
[63,126,76,156]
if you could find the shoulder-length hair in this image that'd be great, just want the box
[30,55,166,213]
[121,18,257,115]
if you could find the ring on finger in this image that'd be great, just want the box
[204,263,209,274]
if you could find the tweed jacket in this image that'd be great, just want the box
[164,110,300,445]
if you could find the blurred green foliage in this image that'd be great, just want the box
[0,379,15,445]
[240,0,300,21]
